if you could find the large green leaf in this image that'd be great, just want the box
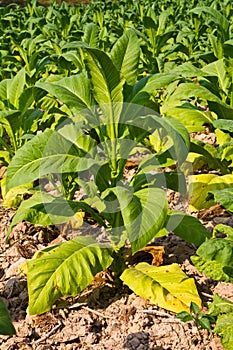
[0,298,16,335]
[166,83,233,119]
[111,29,140,86]
[27,236,113,314]
[165,211,211,246]
[82,23,99,47]
[7,192,105,239]
[36,73,96,123]
[7,68,25,109]
[202,59,230,98]
[57,122,96,154]
[108,186,167,253]
[167,83,221,105]
[0,80,8,105]
[130,115,189,166]
[0,110,21,152]
[190,7,229,41]
[163,105,215,132]
[84,48,123,124]
[6,129,97,190]
[132,169,186,195]
[213,119,233,133]
[126,73,180,105]
[0,70,26,111]
[121,262,201,313]
[170,62,210,78]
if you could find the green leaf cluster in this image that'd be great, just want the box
[191,225,233,283]
[209,294,233,350]
[4,30,208,316]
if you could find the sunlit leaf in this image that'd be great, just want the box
[121,262,201,313]
[27,236,113,314]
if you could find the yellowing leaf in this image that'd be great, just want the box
[2,181,33,208]
[121,262,201,313]
[189,174,233,211]
[70,211,85,229]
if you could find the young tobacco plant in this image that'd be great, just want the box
[177,295,233,350]
[0,66,67,207]
[6,30,209,315]
[177,301,215,332]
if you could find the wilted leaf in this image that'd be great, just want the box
[130,246,165,266]
[120,262,201,313]
[3,183,32,208]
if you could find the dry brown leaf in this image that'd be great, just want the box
[130,246,165,266]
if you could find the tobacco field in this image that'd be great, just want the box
[0,0,233,348]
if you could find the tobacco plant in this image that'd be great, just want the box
[6,30,209,315]
[177,295,233,350]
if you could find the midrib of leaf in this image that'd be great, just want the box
[8,69,25,109]
[36,82,91,112]
[85,50,123,174]
[214,61,229,99]
[28,241,113,314]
